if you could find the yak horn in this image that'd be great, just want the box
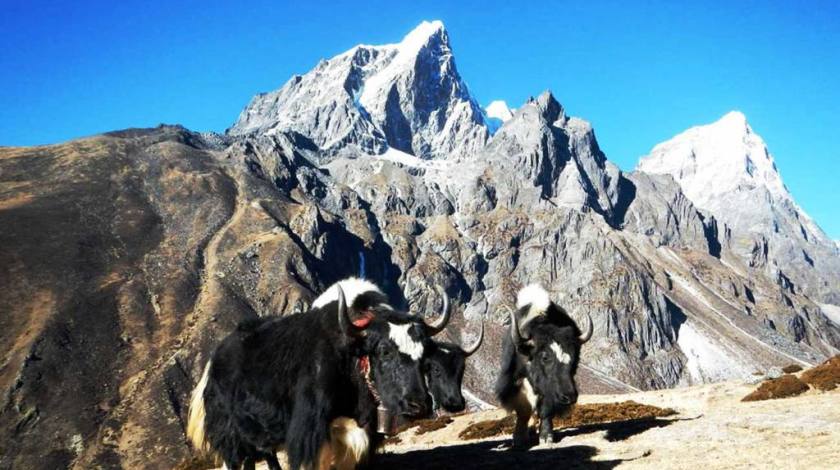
[509,308,527,345]
[461,319,484,356]
[335,285,354,335]
[424,286,451,336]
[579,313,593,343]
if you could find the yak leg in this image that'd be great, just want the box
[287,383,330,470]
[265,453,283,470]
[538,413,555,445]
[316,441,333,470]
[510,380,536,449]
[243,457,256,470]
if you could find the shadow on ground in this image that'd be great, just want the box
[372,442,623,470]
[373,417,682,469]
[556,416,680,442]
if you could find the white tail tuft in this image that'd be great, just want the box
[329,417,370,470]
[186,360,212,452]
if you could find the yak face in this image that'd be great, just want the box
[315,278,466,418]
[313,279,434,418]
[365,318,431,418]
[519,323,580,414]
[424,320,484,413]
[510,284,592,416]
[425,344,468,412]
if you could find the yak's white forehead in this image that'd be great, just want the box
[312,277,384,309]
[517,284,551,313]
[388,323,424,361]
[549,342,572,365]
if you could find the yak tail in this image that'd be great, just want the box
[328,417,370,470]
[186,360,212,452]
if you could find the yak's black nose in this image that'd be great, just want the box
[444,397,466,413]
[558,393,577,405]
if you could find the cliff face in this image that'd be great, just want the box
[2,21,839,469]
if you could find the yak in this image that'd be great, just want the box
[186,278,449,470]
[494,284,593,449]
[316,281,484,469]
[423,320,484,412]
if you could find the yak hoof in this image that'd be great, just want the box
[539,432,556,445]
[512,433,530,451]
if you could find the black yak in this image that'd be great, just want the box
[494,284,593,448]
[186,278,448,470]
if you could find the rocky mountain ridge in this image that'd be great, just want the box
[2,20,839,469]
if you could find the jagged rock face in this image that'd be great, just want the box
[637,112,840,304]
[461,92,622,220]
[228,20,488,161]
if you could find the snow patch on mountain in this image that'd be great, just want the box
[677,321,747,384]
[820,303,840,326]
[358,20,444,108]
[484,100,513,134]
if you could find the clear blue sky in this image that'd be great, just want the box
[2,0,838,238]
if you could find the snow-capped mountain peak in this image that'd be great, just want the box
[637,110,839,303]
[228,20,487,161]
[637,111,787,211]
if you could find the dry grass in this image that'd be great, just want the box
[782,364,803,374]
[458,415,516,441]
[742,374,809,402]
[800,355,840,391]
[394,415,457,436]
[458,401,676,441]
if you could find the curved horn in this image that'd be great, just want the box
[461,319,484,356]
[578,313,593,343]
[509,307,527,345]
[424,286,451,336]
[335,285,354,335]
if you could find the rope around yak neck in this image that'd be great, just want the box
[358,355,397,435]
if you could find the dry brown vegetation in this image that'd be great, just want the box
[800,355,840,391]
[742,374,809,402]
[782,364,803,374]
[458,401,676,441]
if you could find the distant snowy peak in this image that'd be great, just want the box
[484,100,514,135]
[637,111,789,212]
[228,20,488,160]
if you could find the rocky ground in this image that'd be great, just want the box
[210,363,839,470]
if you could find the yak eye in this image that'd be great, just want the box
[378,344,394,358]
[432,365,442,377]
[541,352,551,363]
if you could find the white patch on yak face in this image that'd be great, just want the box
[549,342,571,365]
[388,323,424,360]
[312,277,384,309]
